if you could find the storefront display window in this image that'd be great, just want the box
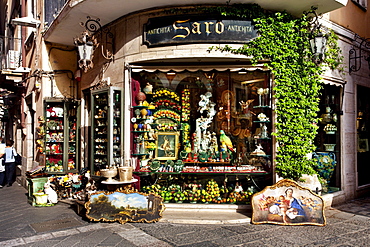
[314,85,341,192]
[131,69,273,203]
[357,85,370,187]
[44,100,79,174]
[90,87,123,175]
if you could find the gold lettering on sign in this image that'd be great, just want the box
[192,22,201,34]
[204,22,214,34]
[173,19,190,39]
[215,22,225,34]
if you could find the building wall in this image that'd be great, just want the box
[329,0,370,38]
[325,0,370,199]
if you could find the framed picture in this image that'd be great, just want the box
[251,179,326,226]
[85,190,164,224]
[155,132,179,160]
[358,138,369,153]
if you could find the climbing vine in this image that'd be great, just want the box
[201,4,344,180]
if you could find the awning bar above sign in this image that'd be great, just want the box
[143,15,258,47]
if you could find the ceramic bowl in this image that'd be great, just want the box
[324,144,336,152]
[100,168,118,182]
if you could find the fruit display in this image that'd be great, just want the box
[153,88,180,101]
[181,88,191,122]
[141,179,253,204]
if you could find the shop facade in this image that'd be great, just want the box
[41,5,344,204]
[10,0,370,207]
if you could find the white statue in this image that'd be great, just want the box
[44,182,58,204]
[195,92,217,152]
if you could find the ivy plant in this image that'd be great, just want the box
[202,4,344,181]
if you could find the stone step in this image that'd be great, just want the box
[164,203,252,213]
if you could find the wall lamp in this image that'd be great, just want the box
[74,16,114,73]
[349,34,370,74]
[306,7,327,64]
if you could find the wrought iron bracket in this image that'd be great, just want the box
[81,16,115,61]
[349,34,370,74]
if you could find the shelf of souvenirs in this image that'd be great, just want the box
[253,121,271,123]
[254,137,271,140]
[94,139,108,143]
[249,154,271,157]
[253,105,271,109]
[135,166,268,175]
[46,128,64,131]
[132,105,149,109]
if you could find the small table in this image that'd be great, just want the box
[101,178,138,191]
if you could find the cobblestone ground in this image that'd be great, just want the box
[1,183,370,247]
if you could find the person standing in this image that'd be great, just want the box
[1,140,17,187]
[0,137,5,188]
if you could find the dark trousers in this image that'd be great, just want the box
[0,171,4,186]
[5,162,15,185]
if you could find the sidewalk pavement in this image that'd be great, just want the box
[0,182,369,247]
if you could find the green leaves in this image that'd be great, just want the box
[206,4,343,181]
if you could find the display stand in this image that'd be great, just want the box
[27,177,48,206]
[101,178,138,191]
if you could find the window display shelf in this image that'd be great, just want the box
[91,87,123,175]
[253,105,271,109]
[250,154,271,157]
[135,171,269,175]
[44,100,79,174]
[253,121,271,123]
[132,105,148,109]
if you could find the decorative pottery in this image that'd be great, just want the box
[100,168,118,182]
[134,109,141,118]
[118,166,133,182]
[312,152,337,189]
[320,107,332,124]
[135,92,146,105]
[324,144,336,151]
[141,108,148,119]
[33,192,48,205]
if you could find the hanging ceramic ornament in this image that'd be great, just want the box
[135,92,146,106]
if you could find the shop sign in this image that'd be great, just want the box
[143,15,258,47]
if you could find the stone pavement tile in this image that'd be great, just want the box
[51,228,80,238]
[220,224,261,234]
[180,241,222,247]
[303,235,353,247]
[206,231,265,246]
[23,233,54,244]
[0,238,26,247]
[76,224,104,232]
[117,228,172,247]
[340,228,370,240]
[96,233,124,246]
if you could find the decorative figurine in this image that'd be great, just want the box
[261,124,268,138]
[219,130,235,152]
[257,88,265,106]
[251,144,266,155]
[143,82,153,94]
